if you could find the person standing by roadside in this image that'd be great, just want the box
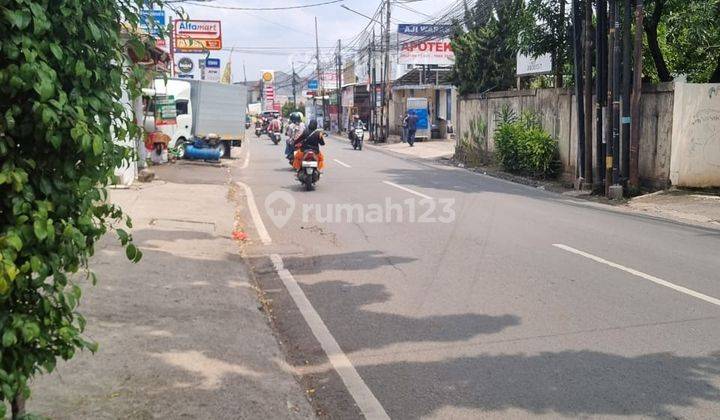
[401,113,409,143]
[406,110,418,147]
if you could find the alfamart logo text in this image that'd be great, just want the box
[264,191,455,228]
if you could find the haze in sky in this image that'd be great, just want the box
[168,0,453,83]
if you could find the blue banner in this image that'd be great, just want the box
[140,9,165,37]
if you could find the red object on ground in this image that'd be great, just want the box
[232,231,248,241]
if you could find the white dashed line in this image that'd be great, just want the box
[333,159,351,168]
[382,180,433,200]
[553,243,720,307]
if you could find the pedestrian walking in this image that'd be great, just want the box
[406,110,418,147]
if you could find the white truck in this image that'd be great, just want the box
[143,78,247,158]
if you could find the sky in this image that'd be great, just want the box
[164,0,453,84]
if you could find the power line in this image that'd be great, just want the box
[182,0,345,11]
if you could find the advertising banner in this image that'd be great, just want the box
[516,52,552,75]
[174,20,222,52]
[320,72,342,90]
[199,59,221,82]
[397,24,454,66]
[175,54,199,79]
[155,95,176,126]
[140,9,166,48]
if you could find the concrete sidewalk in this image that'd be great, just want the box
[626,188,720,227]
[365,136,456,160]
[27,163,314,419]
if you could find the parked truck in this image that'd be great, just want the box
[142,78,247,158]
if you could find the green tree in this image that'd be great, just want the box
[518,0,571,87]
[282,102,305,118]
[451,0,526,94]
[0,0,154,416]
[643,0,720,82]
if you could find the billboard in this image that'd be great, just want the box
[174,20,222,52]
[397,24,454,66]
[516,52,552,75]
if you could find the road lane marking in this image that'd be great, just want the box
[240,150,250,169]
[237,180,389,419]
[333,158,351,168]
[382,180,433,200]
[270,253,390,420]
[235,181,272,245]
[553,243,720,307]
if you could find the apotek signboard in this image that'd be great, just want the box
[174,20,222,52]
[397,24,454,66]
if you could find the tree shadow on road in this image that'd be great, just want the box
[360,349,720,418]
[301,280,521,353]
[278,250,417,276]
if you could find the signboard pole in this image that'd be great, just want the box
[169,17,174,77]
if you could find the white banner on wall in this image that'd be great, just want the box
[397,24,454,66]
[670,83,720,187]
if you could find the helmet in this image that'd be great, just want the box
[289,112,302,124]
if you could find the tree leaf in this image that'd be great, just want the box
[4,9,31,29]
[5,234,22,251]
[125,243,138,261]
[92,135,103,155]
[34,220,47,241]
[2,330,17,347]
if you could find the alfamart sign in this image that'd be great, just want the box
[397,24,454,66]
[174,20,222,52]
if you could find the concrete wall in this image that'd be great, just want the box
[457,84,675,187]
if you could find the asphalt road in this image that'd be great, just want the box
[234,133,720,419]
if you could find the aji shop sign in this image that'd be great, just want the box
[397,24,454,66]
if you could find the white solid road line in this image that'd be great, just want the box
[240,150,250,169]
[333,158,351,168]
[235,181,272,245]
[270,254,390,420]
[553,243,720,307]
[382,180,433,200]
[238,174,389,419]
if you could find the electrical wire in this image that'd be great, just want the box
[181,0,345,11]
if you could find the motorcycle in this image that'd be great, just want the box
[297,150,320,191]
[269,130,281,145]
[351,126,364,150]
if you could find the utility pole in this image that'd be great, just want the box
[605,0,614,195]
[292,61,297,109]
[621,0,632,180]
[383,0,391,142]
[571,0,585,186]
[315,17,327,129]
[629,0,644,189]
[368,37,374,141]
[611,0,621,189]
[596,0,607,186]
[583,0,593,184]
[371,29,378,142]
[243,61,247,84]
[336,39,342,132]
